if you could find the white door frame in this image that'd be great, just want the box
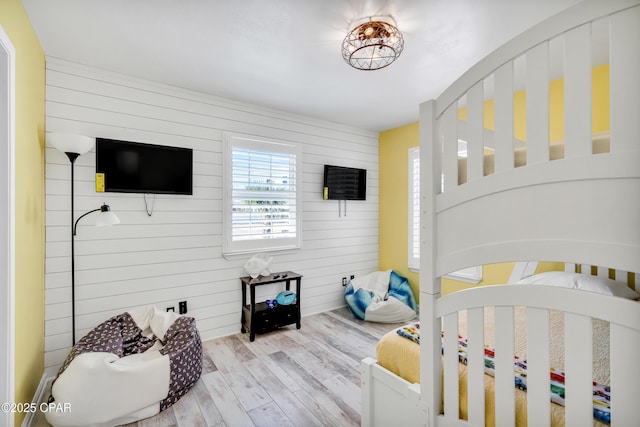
[0,23,16,427]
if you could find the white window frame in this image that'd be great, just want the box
[0,23,15,427]
[222,132,302,256]
[408,147,482,283]
[444,266,483,284]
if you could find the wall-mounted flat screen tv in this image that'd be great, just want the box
[96,138,193,195]
[323,165,366,200]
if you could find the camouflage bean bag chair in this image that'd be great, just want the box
[46,306,202,427]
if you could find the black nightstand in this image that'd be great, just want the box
[240,271,302,342]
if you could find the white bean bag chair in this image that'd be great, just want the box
[344,270,418,323]
[46,306,202,427]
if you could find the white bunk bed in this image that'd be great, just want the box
[361,1,640,426]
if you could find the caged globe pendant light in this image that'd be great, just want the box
[342,16,404,70]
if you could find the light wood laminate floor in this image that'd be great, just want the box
[33,307,408,427]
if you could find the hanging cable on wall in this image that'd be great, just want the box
[144,193,156,216]
[337,200,348,217]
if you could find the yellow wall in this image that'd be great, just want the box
[379,124,519,298]
[0,1,46,425]
[379,67,610,300]
[379,122,420,299]
[378,123,516,299]
[478,64,610,141]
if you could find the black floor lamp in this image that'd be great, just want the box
[47,133,120,345]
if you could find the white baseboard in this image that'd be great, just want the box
[21,374,52,427]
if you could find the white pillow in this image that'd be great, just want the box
[516,271,640,300]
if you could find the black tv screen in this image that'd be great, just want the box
[96,138,193,195]
[323,165,366,200]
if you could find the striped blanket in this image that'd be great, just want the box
[396,322,611,424]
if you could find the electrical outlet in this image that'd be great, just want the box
[166,306,175,312]
[341,277,347,286]
[179,301,187,314]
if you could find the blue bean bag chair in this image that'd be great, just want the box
[344,270,417,323]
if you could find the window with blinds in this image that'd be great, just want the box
[223,133,301,255]
[408,146,482,281]
[408,147,420,270]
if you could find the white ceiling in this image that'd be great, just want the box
[22,0,583,132]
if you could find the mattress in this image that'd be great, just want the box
[376,326,420,384]
[376,307,610,426]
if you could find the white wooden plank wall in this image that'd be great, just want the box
[43,59,379,373]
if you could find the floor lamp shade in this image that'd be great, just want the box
[47,132,95,155]
[73,203,121,235]
[95,205,121,227]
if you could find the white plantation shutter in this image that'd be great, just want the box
[408,147,420,270]
[223,133,301,255]
[408,147,481,282]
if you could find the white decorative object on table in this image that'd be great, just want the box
[244,254,273,279]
